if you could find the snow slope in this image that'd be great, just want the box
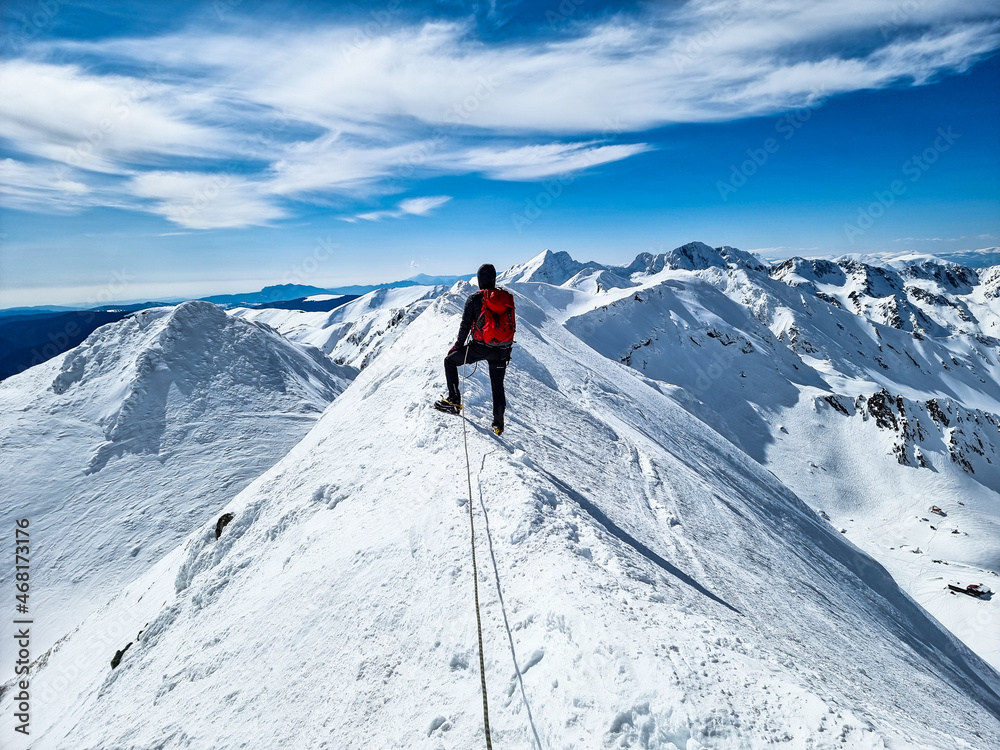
[231,285,446,369]
[520,245,1000,670]
[4,283,998,749]
[0,300,353,654]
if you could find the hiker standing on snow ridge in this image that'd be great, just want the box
[434,264,516,435]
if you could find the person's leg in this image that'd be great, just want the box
[443,347,466,402]
[487,351,509,426]
[444,343,489,403]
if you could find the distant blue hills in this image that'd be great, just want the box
[323,273,474,296]
[199,273,472,308]
[0,273,472,380]
[199,284,334,307]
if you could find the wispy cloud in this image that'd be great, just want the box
[451,142,653,181]
[130,172,286,229]
[1,1,998,228]
[1,158,89,212]
[0,60,231,173]
[350,195,452,222]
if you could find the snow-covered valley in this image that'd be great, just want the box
[1,244,999,748]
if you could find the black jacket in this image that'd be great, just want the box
[456,291,485,346]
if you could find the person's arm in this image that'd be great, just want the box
[455,293,481,346]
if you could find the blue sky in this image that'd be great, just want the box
[1,0,998,307]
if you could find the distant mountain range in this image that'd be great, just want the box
[0,273,473,381]
[200,274,473,307]
[934,247,1000,268]
[199,283,333,307]
[323,272,474,296]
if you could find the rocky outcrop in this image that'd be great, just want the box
[822,390,998,474]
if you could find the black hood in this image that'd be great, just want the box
[477,263,497,290]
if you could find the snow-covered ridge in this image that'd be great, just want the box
[547,244,1000,669]
[501,242,767,289]
[0,300,352,654]
[232,284,445,369]
[50,300,353,471]
[7,282,999,749]
[4,249,1000,748]
[503,242,1000,350]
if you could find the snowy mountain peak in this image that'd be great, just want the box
[232,284,445,370]
[622,251,667,275]
[659,241,727,271]
[838,257,906,298]
[0,299,355,659]
[771,256,846,287]
[504,243,768,290]
[981,266,1000,299]
[42,298,356,478]
[896,257,980,294]
[716,245,770,272]
[501,248,597,285]
[772,255,912,303]
[624,242,764,275]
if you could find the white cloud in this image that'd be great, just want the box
[397,196,452,215]
[452,142,653,181]
[266,136,436,197]
[1,2,997,227]
[749,246,822,260]
[0,61,230,173]
[130,172,286,229]
[893,236,965,242]
[353,195,452,221]
[0,158,110,212]
[65,6,996,132]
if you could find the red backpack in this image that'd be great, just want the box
[473,289,516,347]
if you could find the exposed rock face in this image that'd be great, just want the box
[215,513,235,540]
[982,266,1000,299]
[899,260,978,295]
[828,390,998,473]
[770,257,845,286]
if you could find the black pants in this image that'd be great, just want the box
[444,342,511,424]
